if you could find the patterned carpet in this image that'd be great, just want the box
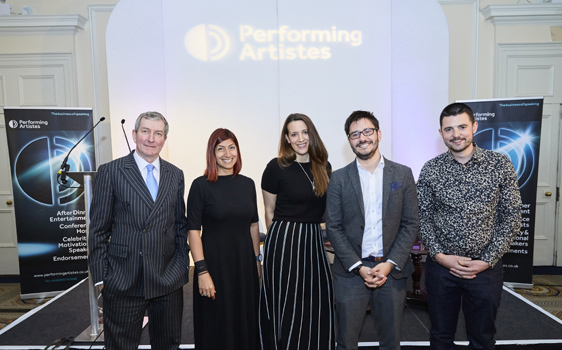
[0,283,52,330]
[1,276,561,332]
[514,275,562,320]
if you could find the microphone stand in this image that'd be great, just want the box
[121,119,132,153]
[58,117,105,185]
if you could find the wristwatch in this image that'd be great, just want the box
[256,254,263,262]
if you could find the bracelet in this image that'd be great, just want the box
[198,271,209,276]
[194,260,208,275]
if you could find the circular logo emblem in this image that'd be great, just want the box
[185,24,230,61]
[14,136,94,206]
[475,127,536,188]
[9,120,18,128]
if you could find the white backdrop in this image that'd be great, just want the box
[106,0,449,221]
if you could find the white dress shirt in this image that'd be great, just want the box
[358,157,384,258]
[134,151,161,185]
[348,156,398,272]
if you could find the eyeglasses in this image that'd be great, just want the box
[347,128,378,140]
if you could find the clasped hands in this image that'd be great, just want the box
[359,262,393,289]
[435,253,489,279]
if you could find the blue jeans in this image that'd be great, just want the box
[425,257,503,350]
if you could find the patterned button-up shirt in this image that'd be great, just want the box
[417,144,522,268]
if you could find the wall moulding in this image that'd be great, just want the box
[0,15,86,34]
[482,4,562,26]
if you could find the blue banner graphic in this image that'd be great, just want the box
[461,98,543,286]
[4,108,95,297]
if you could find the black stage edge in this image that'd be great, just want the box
[1,270,562,349]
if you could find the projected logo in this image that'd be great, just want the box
[8,120,18,128]
[14,136,94,206]
[185,24,231,61]
[474,127,537,188]
[185,24,363,61]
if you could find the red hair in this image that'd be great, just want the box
[204,128,242,182]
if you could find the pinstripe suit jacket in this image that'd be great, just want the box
[88,152,190,299]
[326,157,419,279]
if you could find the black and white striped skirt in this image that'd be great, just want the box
[259,221,335,350]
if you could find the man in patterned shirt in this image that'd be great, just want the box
[417,102,522,350]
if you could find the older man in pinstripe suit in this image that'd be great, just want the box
[88,111,190,350]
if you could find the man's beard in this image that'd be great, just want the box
[446,137,472,153]
[352,141,377,161]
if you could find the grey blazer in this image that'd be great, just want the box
[326,157,419,279]
[88,152,190,299]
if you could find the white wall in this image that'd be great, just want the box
[105,0,448,194]
[1,0,562,272]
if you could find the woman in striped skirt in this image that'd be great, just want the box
[259,113,335,350]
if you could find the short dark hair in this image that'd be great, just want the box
[345,110,380,136]
[440,103,474,127]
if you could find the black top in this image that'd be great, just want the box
[187,174,259,234]
[261,158,331,223]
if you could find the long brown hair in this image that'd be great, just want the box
[278,113,329,196]
[204,128,242,182]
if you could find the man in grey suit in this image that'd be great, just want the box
[88,111,189,350]
[326,110,419,350]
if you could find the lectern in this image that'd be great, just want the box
[67,171,103,341]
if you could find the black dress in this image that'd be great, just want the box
[259,158,335,350]
[187,174,260,350]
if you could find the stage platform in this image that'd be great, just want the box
[1,274,562,349]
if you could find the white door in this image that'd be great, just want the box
[0,54,74,274]
[497,43,562,266]
[533,103,561,266]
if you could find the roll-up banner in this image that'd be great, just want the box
[4,107,95,298]
[459,98,543,287]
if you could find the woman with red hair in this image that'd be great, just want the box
[187,128,261,350]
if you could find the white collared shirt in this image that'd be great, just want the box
[357,157,384,258]
[348,156,398,272]
[133,151,161,185]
